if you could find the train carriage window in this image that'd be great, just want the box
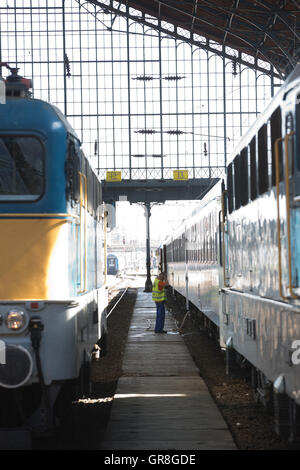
[209,214,213,261]
[221,180,227,216]
[286,113,295,178]
[186,229,190,262]
[270,106,282,184]
[240,147,249,206]
[267,121,273,189]
[80,153,87,179]
[197,223,200,262]
[209,233,213,262]
[207,231,210,262]
[214,212,218,262]
[258,124,269,194]
[92,172,99,217]
[201,220,204,262]
[0,135,44,201]
[181,236,183,263]
[79,156,87,208]
[66,141,80,204]
[250,136,257,200]
[233,155,241,210]
[205,217,209,261]
[96,177,102,215]
[203,233,206,262]
[214,230,218,263]
[173,240,176,262]
[227,162,234,213]
[87,164,94,216]
[92,173,96,215]
[193,225,196,262]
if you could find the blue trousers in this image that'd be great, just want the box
[155,301,165,332]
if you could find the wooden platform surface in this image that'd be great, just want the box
[101,289,236,450]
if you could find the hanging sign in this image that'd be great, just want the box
[173,169,189,181]
[106,171,122,182]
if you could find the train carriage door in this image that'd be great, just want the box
[223,174,231,288]
[285,110,300,297]
[295,95,300,197]
[291,98,300,296]
[275,107,300,298]
[65,139,81,295]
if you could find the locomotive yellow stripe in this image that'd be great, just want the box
[0,218,70,300]
[0,213,79,219]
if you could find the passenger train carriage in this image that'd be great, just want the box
[160,65,300,440]
[0,69,108,440]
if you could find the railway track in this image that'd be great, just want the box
[106,272,142,305]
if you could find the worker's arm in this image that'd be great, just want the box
[158,280,169,290]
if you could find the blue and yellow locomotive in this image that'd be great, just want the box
[0,68,108,441]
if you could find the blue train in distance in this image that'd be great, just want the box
[107,253,119,275]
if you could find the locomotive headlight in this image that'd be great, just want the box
[6,310,26,330]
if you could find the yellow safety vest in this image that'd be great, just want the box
[152,278,166,302]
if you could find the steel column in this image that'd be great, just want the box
[144,202,152,292]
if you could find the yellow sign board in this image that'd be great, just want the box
[106,171,122,182]
[173,170,189,181]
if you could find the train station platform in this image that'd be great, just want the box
[101,289,236,450]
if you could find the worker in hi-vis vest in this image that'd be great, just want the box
[152,272,169,333]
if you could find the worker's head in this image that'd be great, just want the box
[158,272,166,280]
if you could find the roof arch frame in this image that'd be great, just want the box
[85,0,300,78]
[86,0,285,79]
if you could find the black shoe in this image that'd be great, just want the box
[155,330,167,334]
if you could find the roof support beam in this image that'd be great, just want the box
[87,0,283,78]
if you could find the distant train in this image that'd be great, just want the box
[0,68,108,442]
[159,65,300,441]
[107,253,119,275]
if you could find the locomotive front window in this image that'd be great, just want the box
[0,136,44,201]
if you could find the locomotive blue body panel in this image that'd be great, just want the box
[0,98,75,214]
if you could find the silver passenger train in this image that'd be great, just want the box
[159,65,300,441]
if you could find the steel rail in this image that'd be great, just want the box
[106,287,129,318]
